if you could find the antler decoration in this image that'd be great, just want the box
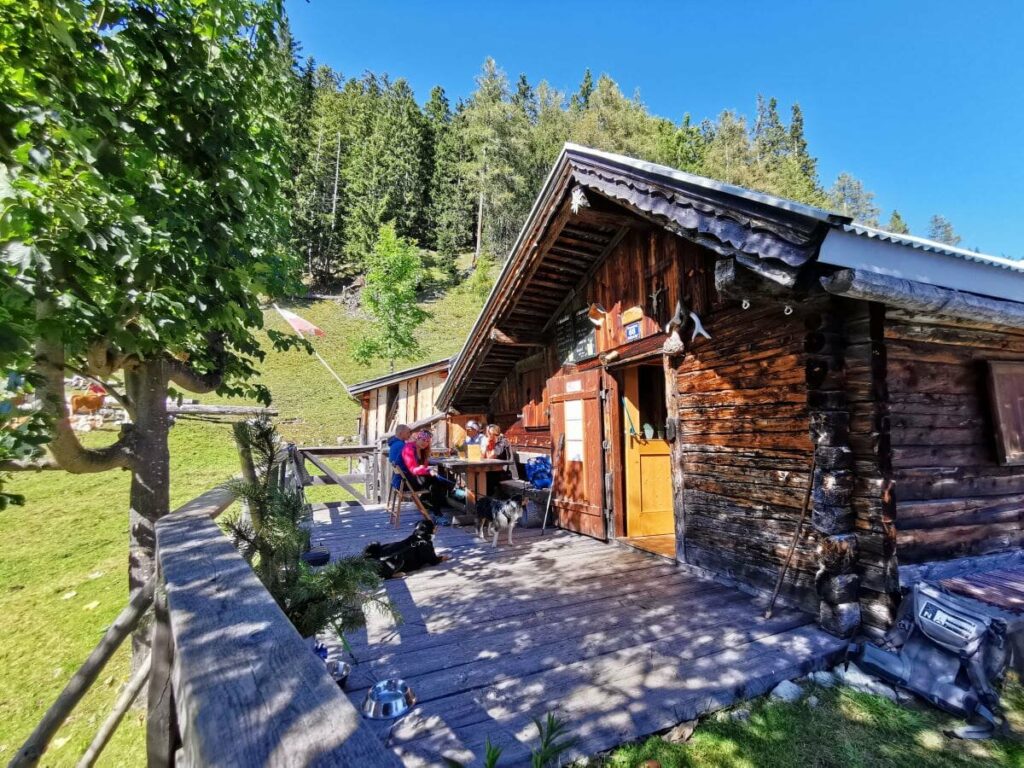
[662,300,686,356]
[570,186,590,215]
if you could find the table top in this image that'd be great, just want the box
[434,458,513,469]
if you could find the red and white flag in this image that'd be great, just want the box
[273,305,326,337]
[271,304,352,396]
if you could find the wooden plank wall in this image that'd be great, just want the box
[360,371,448,445]
[678,297,818,609]
[886,309,1024,566]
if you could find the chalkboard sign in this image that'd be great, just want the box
[555,307,596,364]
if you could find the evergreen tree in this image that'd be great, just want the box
[928,214,962,246]
[354,223,428,370]
[463,58,531,262]
[886,210,910,234]
[343,76,428,270]
[828,172,880,225]
[570,68,595,111]
[513,73,539,124]
[429,102,476,272]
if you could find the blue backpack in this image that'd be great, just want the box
[524,456,553,489]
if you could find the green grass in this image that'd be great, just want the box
[606,682,1024,768]
[0,274,487,766]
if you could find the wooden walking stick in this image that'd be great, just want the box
[765,454,816,619]
[541,434,564,535]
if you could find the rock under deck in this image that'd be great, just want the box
[312,502,845,767]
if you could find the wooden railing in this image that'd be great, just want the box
[11,484,401,767]
[293,444,378,503]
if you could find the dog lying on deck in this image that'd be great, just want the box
[362,520,450,579]
[475,496,524,547]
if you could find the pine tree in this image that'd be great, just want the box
[928,214,962,246]
[354,223,429,370]
[513,73,539,124]
[570,68,595,111]
[463,58,531,262]
[828,172,880,226]
[886,210,910,234]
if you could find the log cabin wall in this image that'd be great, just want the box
[885,310,1024,569]
[845,301,899,636]
[678,298,818,611]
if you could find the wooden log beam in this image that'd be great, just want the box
[488,327,544,347]
[822,268,1024,329]
[78,654,151,768]
[168,404,279,416]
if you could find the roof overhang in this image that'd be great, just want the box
[819,225,1024,304]
[437,144,846,411]
[348,357,451,396]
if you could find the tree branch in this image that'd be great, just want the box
[34,304,134,474]
[167,357,224,394]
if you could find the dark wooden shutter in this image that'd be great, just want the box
[988,361,1024,465]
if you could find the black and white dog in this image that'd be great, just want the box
[363,520,448,578]
[475,496,524,547]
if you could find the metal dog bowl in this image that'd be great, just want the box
[326,659,350,689]
[362,678,416,719]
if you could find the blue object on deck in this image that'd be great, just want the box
[524,456,552,489]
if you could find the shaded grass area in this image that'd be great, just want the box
[606,682,1024,768]
[0,277,485,765]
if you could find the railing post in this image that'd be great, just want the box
[146,561,177,767]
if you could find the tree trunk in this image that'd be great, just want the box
[125,361,171,670]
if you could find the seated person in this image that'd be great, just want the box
[401,430,450,513]
[483,424,512,494]
[453,419,485,455]
[388,423,412,491]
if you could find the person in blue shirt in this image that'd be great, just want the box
[388,424,412,490]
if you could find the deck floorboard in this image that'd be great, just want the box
[313,502,845,767]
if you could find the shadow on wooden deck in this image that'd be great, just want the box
[313,502,845,767]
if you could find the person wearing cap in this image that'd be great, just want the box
[464,420,484,446]
[402,430,449,512]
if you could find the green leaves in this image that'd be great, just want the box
[353,223,428,369]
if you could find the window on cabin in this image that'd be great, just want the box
[637,366,667,440]
[555,306,596,365]
[988,361,1024,465]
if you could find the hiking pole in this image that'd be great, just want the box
[765,454,816,619]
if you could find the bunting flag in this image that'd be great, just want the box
[271,304,353,397]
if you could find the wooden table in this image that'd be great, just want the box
[434,458,512,515]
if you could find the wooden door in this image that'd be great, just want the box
[622,367,674,537]
[549,368,606,539]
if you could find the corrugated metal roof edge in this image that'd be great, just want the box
[842,222,1024,273]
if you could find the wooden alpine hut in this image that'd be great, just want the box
[437,143,1024,639]
[350,357,452,446]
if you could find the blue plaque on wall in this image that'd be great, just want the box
[624,321,642,341]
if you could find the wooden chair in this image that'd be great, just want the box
[386,462,433,528]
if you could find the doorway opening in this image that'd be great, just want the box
[620,364,675,559]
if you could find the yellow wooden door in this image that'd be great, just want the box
[623,368,674,537]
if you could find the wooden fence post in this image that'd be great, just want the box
[146,563,177,767]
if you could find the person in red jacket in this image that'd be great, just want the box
[401,431,449,513]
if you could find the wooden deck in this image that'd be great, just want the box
[313,502,846,767]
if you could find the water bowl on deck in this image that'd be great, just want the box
[362,678,416,719]
[326,659,350,690]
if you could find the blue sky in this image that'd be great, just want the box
[287,1,1024,258]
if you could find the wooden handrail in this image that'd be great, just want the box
[150,487,401,766]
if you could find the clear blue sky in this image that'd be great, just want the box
[287,0,1024,258]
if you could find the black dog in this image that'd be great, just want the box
[363,520,448,578]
